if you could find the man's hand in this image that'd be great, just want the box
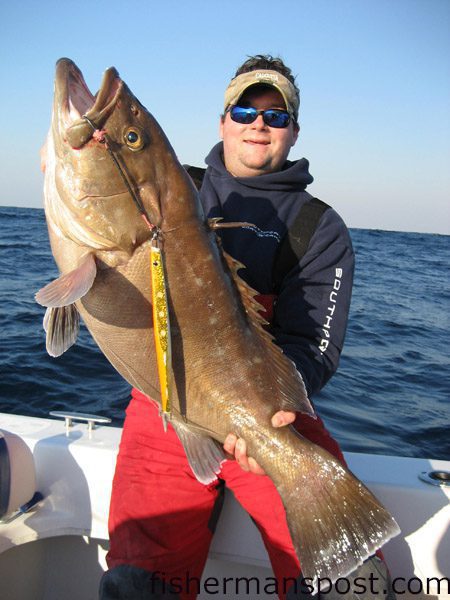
[223,410,296,475]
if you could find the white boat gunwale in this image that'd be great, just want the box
[0,412,449,599]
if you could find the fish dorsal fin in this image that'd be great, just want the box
[222,250,315,417]
[222,251,270,328]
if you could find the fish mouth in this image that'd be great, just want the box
[54,58,122,143]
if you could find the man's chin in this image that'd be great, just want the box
[225,152,275,177]
[240,154,273,175]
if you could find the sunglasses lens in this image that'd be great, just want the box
[230,106,258,124]
[263,110,290,128]
[229,106,291,128]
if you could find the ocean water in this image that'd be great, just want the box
[0,206,449,460]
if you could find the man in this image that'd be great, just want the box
[100,55,393,599]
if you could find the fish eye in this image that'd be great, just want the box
[124,127,145,151]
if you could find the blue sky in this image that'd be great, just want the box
[1,0,448,233]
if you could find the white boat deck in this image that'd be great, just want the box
[0,412,449,599]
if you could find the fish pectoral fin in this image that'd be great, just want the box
[43,305,80,357]
[35,252,97,308]
[171,420,225,485]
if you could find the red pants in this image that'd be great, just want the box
[107,389,347,599]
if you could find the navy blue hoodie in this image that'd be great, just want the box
[199,142,354,397]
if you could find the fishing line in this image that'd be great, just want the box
[82,115,157,233]
[82,115,172,429]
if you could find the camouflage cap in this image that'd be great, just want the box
[224,69,299,121]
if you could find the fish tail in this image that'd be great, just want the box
[274,437,400,592]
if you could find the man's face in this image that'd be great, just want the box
[220,86,299,178]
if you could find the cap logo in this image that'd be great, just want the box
[255,72,279,83]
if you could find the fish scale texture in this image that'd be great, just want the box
[38,58,400,588]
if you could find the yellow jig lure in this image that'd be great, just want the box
[150,240,172,431]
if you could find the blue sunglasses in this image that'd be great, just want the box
[228,105,292,129]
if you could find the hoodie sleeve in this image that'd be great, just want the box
[271,208,354,397]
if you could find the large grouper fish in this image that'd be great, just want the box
[36,58,399,589]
